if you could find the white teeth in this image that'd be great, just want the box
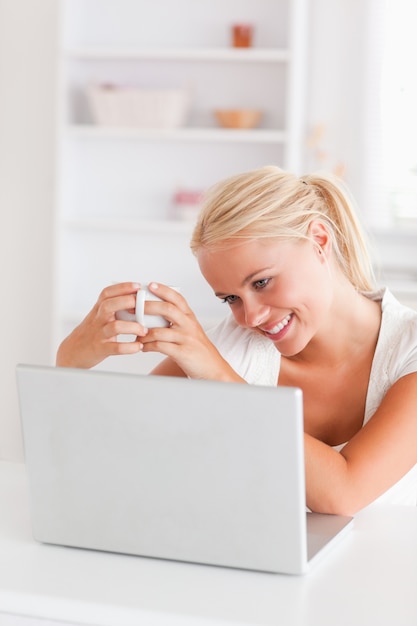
[267,314,292,335]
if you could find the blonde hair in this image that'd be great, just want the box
[190,165,376,291]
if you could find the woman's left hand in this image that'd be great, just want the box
[140,283,242,382]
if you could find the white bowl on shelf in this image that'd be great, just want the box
[87,84,190,129]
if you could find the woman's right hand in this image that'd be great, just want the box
[56,282,148,369]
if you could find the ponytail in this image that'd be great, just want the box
[302,173,376,291]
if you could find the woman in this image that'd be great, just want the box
[57,166,417,515]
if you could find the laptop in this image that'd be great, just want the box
[16,364,353,575]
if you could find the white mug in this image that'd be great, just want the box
[116,285,178,328]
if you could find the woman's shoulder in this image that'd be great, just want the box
[364,287,417,330]
[366,287,417,317]
[380,288,417,343]
[368,287,417,382]
[362,287,417,422]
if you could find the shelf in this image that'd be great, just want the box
[65,47,290,63]
[67,125,287,144]
[55,0,308,350]
[62,218,195,235]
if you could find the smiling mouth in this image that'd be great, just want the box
[262,314,292,336]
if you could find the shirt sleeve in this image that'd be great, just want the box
[365,290,417,422]
[392,314,417,379]
[206,314,280,386]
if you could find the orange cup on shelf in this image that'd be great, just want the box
[231,23,254,48]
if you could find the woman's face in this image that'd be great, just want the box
[197,230,335,357]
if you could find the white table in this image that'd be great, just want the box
[0,461,416,626]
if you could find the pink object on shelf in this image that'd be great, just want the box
[172,189,204,221]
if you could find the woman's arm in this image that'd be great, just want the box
[305,371,417,515]
[150,357,188,377]
[56,281,244,383]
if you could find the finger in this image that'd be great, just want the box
[103,320,149,339]
[99,282,141,303]
[142,299,176,323]
[140,325,195,352]
[99,293,139,319]
[142,300,202,337]
[147,282,188,310]
[105,340,144,356]
[141,337,177,355]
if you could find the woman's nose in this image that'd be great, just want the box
[242,300,269,328]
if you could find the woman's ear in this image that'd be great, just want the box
[308,220,332,258]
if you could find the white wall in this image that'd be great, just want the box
[306,0,417,305]
[305,0,370,208]
[0,0,58,460]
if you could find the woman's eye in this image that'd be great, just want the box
[221,294,239,304]
[254,278,270,290]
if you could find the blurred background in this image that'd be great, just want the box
[1,0,416,461]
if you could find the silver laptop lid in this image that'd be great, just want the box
[17,364,309,574]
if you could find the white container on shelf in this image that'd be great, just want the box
[87,84,190,128]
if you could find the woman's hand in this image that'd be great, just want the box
[56,282,148,369]
[141,283,244,382]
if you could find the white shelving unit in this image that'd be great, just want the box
[54,0,308,372]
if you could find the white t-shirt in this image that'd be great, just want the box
[207,288,417,507]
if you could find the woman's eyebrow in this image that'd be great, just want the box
[214,266,275,297]
[242,266,274,286]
